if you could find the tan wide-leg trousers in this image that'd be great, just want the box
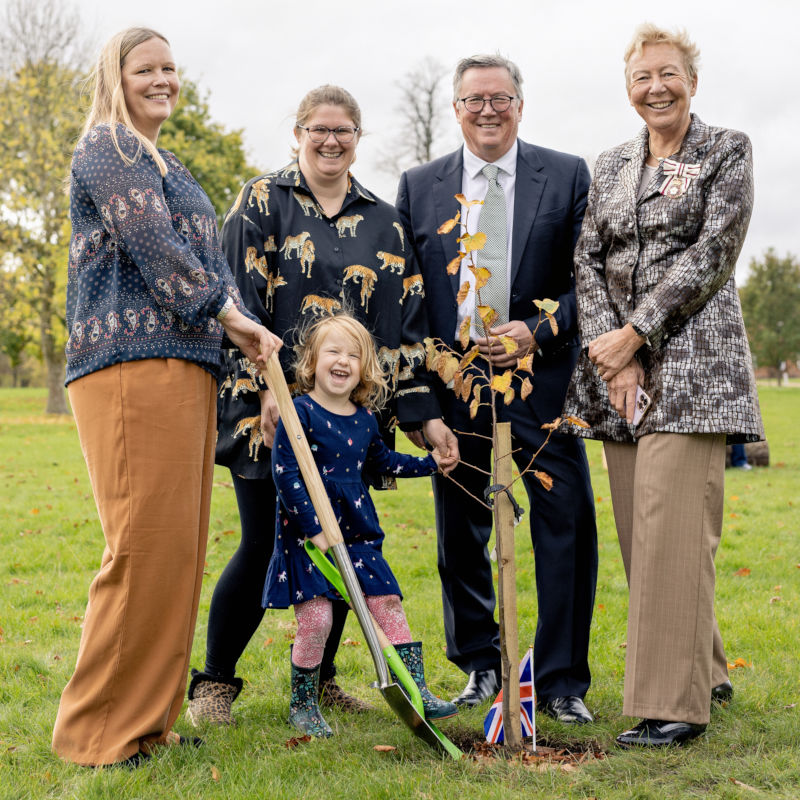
[604,433,728,725]
[52,359,216,765]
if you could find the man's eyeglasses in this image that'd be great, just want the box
[297,124,359,143]
[458,95,517,113]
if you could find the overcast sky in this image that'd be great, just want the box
[14,0,800,280]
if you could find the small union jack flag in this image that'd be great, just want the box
[483,647,535,744]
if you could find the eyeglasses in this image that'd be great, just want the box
[458,95,517,113]
[297,124,359,143]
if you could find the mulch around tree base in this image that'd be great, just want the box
[446,729,608,770]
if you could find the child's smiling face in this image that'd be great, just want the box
[311,328,362,407]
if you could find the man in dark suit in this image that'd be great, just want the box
[396,54,598,722]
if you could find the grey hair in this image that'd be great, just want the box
[452,54,524,102]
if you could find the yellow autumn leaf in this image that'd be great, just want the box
[477,305,498,330]
[499,335,517,354]
[564,415,590,429]
[437,354,460,383]
[547,312,559,337]
[490,370,512,393]
[520,376,533,400]
[541,417,562,431]
[517,353,534,373]
[469,398,480,418]
[211,766,221,781]
[461,373,475,402]
[447,253,466,275]
[461,232,487,252]
[503,388,515,405]
[453,371,463,397]
[535,470,553,491]
[437,211,460,234]
[468,265,491,291]
[473,382,483,401]
[459,317,471,349]
[454,193,483,206]
[456,280,471,305]
[459,345,480,370]
[534,298,559,315]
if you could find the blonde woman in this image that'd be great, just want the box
[564,24,762,747]
[52,27,279,767]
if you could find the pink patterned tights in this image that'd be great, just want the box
[292,594,411,668]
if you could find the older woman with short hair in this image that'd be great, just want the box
[564,23,763,747]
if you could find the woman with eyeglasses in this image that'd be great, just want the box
[187,85,449,728]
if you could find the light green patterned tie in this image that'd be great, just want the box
[473,163,508,333]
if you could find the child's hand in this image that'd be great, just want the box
[432,447,457,476]
[308,531,329,553]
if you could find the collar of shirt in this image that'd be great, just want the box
[456,140,518,341]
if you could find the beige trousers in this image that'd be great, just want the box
[52,359,216,765]
[604,433,728,725]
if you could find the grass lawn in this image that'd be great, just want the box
[0,386,798,799]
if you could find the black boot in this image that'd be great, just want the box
[392,641,458,720]
[289,661,333,738]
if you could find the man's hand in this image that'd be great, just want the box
[259,389,280,448]
[474,320,534,368]
[422,418,460,466]
[587,324,645,382]
[404,429,427,450]
[221,306,282,367]
[606,360,645,423]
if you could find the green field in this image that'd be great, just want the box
[1,386,798,799]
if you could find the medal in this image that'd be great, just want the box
[658,158,701,198]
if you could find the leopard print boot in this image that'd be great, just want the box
[185,668,243,727]
[318,677,373,713]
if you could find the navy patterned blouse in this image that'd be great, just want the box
[65,124,249,384]
[263,395,436,608]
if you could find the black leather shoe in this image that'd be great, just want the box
[452,668,499,706]
[538,695,593,724]
[711,680,733,703]
[616,718,706,747]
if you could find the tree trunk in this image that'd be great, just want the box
[38,272,69,415]
[494,421,521,751]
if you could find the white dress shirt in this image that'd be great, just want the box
[455,140,518,341]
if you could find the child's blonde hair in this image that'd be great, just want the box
[293,314,389,411]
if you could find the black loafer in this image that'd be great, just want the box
[452,668,500,706]
[616,718,706,747]
[539,695,593,724]
[711,680,733,704]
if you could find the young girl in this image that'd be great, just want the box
[263,314,457,737]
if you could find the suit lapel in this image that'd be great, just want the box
[510,142,545,286]
[432,150,465,297]
[621,127,648,206]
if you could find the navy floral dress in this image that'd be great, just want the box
[263,396,437,609]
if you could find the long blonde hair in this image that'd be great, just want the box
[82,27,172,175]
[293,314,389,411]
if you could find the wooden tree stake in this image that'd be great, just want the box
[494,421,520,750]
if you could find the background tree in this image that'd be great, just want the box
[739,249,800,382]
[0,0,85,413]
[159,79,257,223]
[377,57,450,179]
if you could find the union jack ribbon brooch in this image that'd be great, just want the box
[659,158,701,199]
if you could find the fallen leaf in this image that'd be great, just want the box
[727,657,751,669]
[284,735,312,748]
[343,638,361,646]
[769,596,780,604]
[373,745,397,752]
[262,638,273,647]
[734,567,751,577]
[729,778,758,792]
[211,765,220,782]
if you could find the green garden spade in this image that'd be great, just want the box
[263,354,461,760]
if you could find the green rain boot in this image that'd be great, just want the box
[289,661,333,738]
[392,641,458,720]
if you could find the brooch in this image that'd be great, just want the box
[658,158,701,199]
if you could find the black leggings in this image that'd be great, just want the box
[204,472,348,682]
